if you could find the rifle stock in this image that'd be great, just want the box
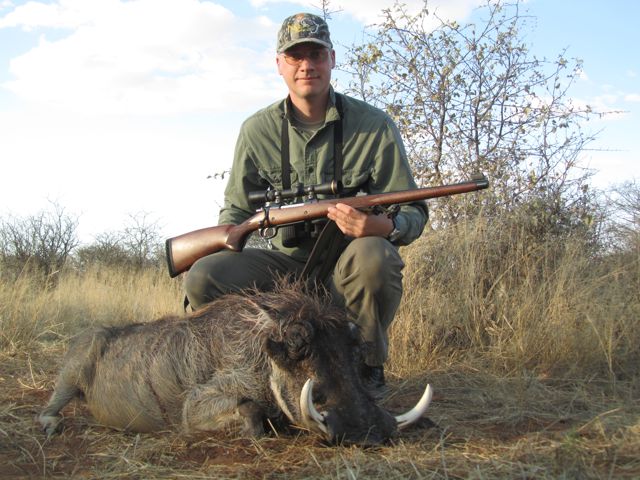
[165,174,489,277]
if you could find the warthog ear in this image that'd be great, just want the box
[263,321,315,367]
[285,321,315,360]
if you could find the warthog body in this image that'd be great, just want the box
[39,284,431,445]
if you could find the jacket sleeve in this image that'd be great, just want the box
[370,116,428,245]
[218,124,266,226]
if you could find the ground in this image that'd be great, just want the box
[1,346,638,479]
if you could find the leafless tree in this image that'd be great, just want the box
[0,201,79,282]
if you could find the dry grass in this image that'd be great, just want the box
[0,267,184,352]
[1,220,639,479]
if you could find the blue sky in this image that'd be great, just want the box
[0,0,638,242]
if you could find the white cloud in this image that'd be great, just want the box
[0,1,289,240]
[596,92,619,106]
[1,0,285,115]
[0,0,488,115]
[0,0,98,30]
[625,93,640,102]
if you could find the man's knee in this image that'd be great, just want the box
[184,251,239,308]
[337,237,404,289]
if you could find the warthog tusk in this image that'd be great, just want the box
[300,379,328,435]
[394,384,433,429]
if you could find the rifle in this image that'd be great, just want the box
[165,173,489,278]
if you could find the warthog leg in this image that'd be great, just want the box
[181,378,266,436]
[237,399,267,436]
[38,384,80,436]
[38,369,85,436]
[38,331,106,436]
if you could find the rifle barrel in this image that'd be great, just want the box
[266,175,489,226]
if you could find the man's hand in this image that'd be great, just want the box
[327,203,394,238]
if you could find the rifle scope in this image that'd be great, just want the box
[248,180,343,204]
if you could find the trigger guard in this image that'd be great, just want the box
[260,227,277,239]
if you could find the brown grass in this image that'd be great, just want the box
[1,220,639,479]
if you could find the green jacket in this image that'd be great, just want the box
[219,88,428,261]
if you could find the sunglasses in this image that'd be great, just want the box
[281,48,330,66]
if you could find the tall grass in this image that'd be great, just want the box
[0,266,184,350]
[391,217,640,385]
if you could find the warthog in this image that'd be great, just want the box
[38,284,432,445]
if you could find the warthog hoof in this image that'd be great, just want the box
[37,414,63,437]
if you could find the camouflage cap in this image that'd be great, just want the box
[277,13,333,53]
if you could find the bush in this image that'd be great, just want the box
[74,212,165,271]
[0,202,79,283]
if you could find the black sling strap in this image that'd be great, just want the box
[300,219,345,282]
[333,94,344,186]
[280,114,292,190]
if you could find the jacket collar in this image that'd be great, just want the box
[283,87,342,125]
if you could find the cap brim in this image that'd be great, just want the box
[278,38,333,53]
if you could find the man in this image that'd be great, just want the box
[185,13,428,388]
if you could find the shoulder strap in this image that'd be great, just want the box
[281,113,292,190]
[333,93,344,189]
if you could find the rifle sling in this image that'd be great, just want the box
[300,219,346,284]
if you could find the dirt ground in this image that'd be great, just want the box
[2,347,639,479]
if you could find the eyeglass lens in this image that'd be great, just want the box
[283,49,329,65]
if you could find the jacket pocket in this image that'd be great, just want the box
[339,168,372,191]
[257,168,283,189]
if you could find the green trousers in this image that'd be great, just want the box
[184,237,405,366]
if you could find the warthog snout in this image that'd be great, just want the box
[301,379,433,445]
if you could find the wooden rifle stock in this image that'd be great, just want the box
[165,174,489,277]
